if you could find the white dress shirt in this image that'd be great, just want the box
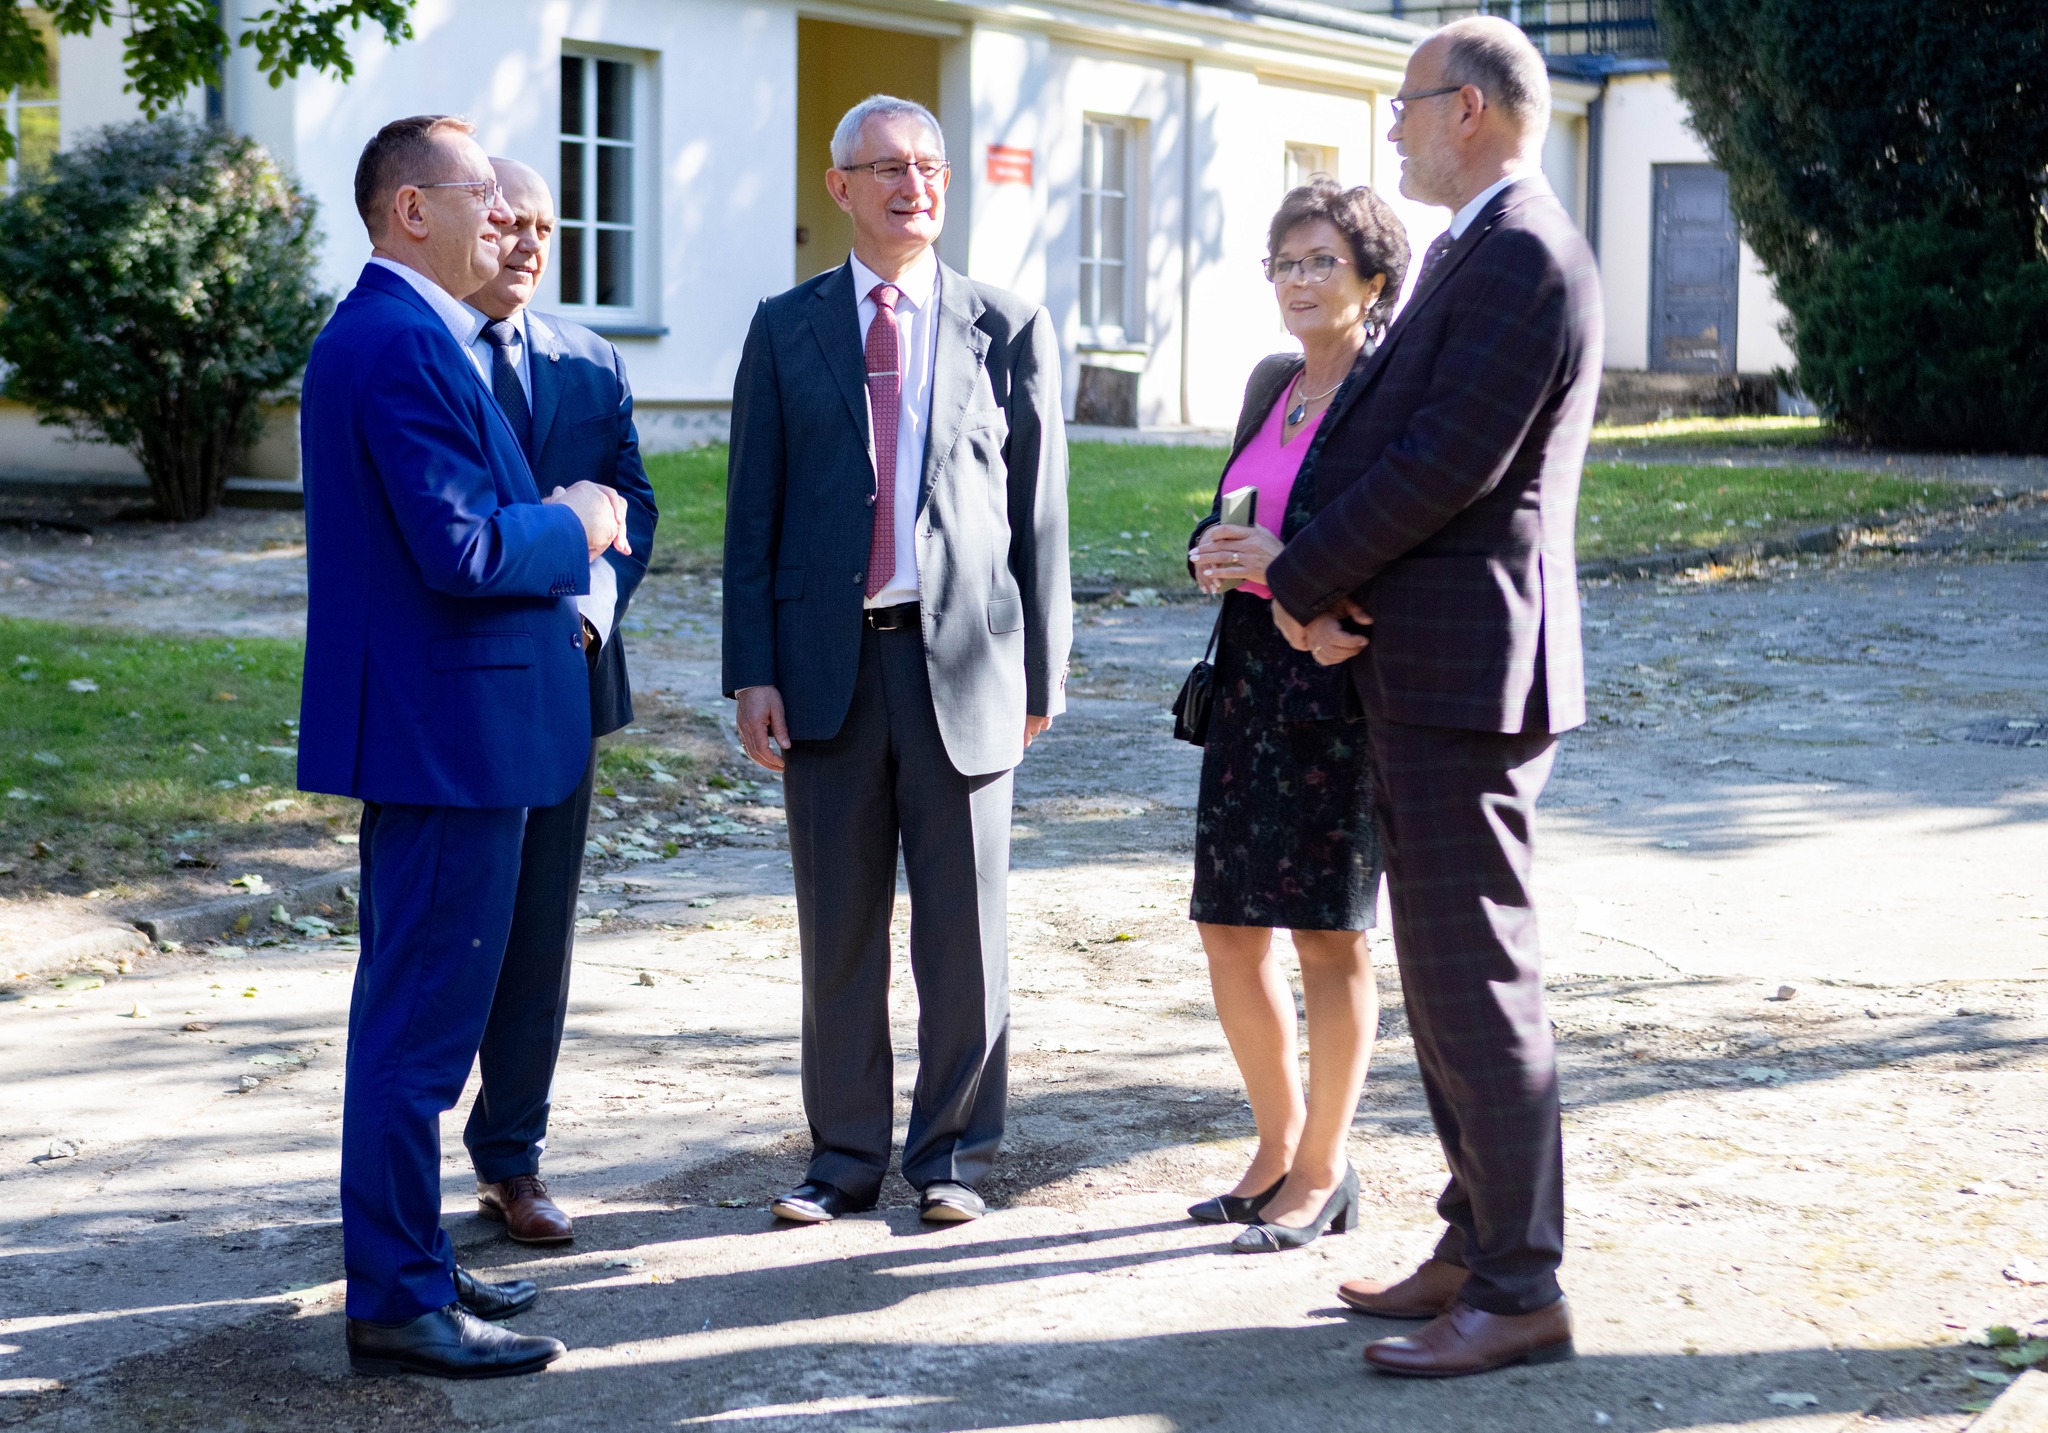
[1448,169,1548,239]
[455,301,619,644]
[850,247,939,609]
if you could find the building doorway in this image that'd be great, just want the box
[794,19,942,281]
[1650,163,1738,373]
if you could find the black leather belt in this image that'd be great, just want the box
[864,601,920,631]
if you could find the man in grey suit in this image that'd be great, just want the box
[723,94,1070,1225]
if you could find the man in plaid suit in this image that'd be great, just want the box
[1265,16,1603,1378]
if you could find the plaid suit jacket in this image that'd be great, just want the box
[1265,178,1603,735]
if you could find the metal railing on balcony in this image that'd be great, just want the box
[1342,1,1661,59]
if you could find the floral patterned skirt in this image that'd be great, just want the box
[1189,591,1381,932]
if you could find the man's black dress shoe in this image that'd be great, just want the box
[918,1181,985,1223]
[347,1303,565,1379]
[770,1180,876,1223]
[454,1266,537,1321]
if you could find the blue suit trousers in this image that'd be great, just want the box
[343,800,529,1324]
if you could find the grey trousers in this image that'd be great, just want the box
[782,621,1013,1202]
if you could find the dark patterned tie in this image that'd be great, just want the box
[863,284,902,600]
[1413,231,1457,292]
[481,319,533,455]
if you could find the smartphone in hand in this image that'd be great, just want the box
[1212,486,1258,591]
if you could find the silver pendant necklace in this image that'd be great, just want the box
[1287,373,1344,428]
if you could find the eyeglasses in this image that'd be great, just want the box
[1264,254,1352,284]
[839,159,949,185]
[416,177,506,208]
[1389,85,1463,120]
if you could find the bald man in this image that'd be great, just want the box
[458,158,659,1244]
[1266,17,1602,1376]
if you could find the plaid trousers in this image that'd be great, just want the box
[1369,715,1564,1316]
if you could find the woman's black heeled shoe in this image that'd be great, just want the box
[1186,1175,1286,1225]
[1229,1166,1359,1252]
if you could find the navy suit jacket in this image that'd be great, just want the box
[1267,180,1603,735]
[524,311,658,737]
[297,263,594,809]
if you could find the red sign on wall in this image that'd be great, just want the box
[986,145,1034,185]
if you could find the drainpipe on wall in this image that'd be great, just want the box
[1180,57,1195,426]
[1585,81,1603,258]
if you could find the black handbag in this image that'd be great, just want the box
[1170,607,1224,746]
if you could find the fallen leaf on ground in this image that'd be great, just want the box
[53,974,103,992]
[1766,1393,1818,1407]
[66,678,97,693]
[714,1199,748,1209]
[2003,1257,2046,1286]
[229,874,271,893]
[182,1021,214,1032]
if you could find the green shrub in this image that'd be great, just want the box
[1659,0,2048,451]
[1778,215,2048,453]
[0,117,328,519]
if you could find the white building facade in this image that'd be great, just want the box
[4,0,1789,476]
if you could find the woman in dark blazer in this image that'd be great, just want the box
[1182,178,1409,1252]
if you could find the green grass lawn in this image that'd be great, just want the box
[644,433,1961,580]
[1591,415,1833,449]
[0,620,352,889]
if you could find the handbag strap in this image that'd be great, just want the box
[1200,602,1223,661]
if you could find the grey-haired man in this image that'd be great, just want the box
[722,95,1070,1224]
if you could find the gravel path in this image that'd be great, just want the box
[3,503,2047,1430]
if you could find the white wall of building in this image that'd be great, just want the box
[1597,70,1791,375]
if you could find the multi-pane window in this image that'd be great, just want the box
[1285,143,1338,191]
[559,53,638,310]
[3,12,58,195]
[1079,118,1135,343]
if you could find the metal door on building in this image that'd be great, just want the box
[1650,163,1738,372]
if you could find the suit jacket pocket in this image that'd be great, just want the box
[429,632,536,670]
[961,407,1008,435]
[986,596,1024,634]
[775,567,805,600]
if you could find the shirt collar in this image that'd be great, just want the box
[1447,170,1545,239]
[367,256,489,349]
[849,245,939,313]
[463,301,527,346]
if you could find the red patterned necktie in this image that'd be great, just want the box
[863,283,902,599]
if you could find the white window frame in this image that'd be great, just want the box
[1078,115,1140,348]
[3,12,58,195]
[556,45,660,331]
[1284,142,1339,192]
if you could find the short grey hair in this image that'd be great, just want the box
[1438,16,1551,142]
[830,94,945,168]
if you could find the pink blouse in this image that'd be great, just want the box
[1217,379,1324,599]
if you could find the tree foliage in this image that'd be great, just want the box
[1658,0,2048,450]
[0,118,329,520]
[0,0,413,161]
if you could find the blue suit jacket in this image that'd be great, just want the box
[297,264,594,809]
[525,311,658,737]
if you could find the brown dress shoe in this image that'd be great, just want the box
[1363,1297,1575,1378]
[1337,1258,1467,1319]
[477,1175,573,1245]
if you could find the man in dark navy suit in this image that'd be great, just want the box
[458,157,658,1246]
[298,114,631,1379]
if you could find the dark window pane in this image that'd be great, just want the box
[1079,192,1096,260]
[1100,194,1126,263]
[596,228,633,307]
[558,225,586,305]
[597,60,632,141]
[561,56,584,136]
[559,141,585,219]
[597,144,632,224]
[1099,261,1124,336]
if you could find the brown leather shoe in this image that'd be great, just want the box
[1362,1297,1574,1378]
[477,1175,573,1245]
[1337,1258,1467,1319]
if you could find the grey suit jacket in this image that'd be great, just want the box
[722,258,1071,777]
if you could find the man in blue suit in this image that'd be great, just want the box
[457,157,659,1246]
[298,114,630,1380]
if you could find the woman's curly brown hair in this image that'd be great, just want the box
[1267,177,1409,335]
